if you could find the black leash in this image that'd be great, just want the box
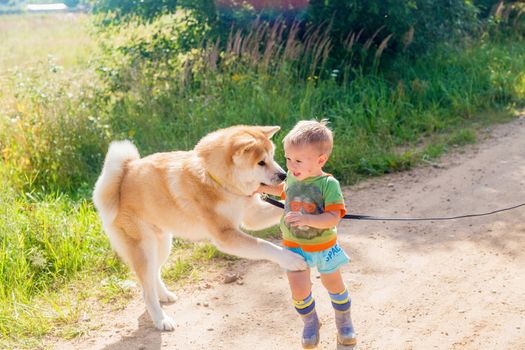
[261,196,525,221]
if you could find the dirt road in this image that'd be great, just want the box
[56,117,525,350]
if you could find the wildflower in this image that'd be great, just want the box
[29,249,47,269]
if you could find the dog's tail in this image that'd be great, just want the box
[93,140,139,225]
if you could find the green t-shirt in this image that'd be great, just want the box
[280,172,346,247]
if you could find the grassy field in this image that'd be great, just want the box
[0,13,524,349]
[0,14,96,70]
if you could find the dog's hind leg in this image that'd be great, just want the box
[156,233,177,303]
[117,222,176,331]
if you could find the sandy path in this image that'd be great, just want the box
[56,117,525,350]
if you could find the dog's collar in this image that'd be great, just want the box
[207,172,225,188]
[206,172,251,197]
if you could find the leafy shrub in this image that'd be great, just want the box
[306,0,480,60]
[93,0,217,26]
[93,0,484,69]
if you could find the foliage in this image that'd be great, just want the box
[0,59,110,194]
[0,173,123,343]
[482,1,525,39]
[90,0,525,91]
[474,0,502,18]
[0,14,108,194]
[306,0,480,59]
[92,34,525,182]
[92,0,488,70]
[93,0,217,25]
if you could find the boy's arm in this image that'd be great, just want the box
[257,182,285,197]
[287,176,345,229]
[285,211,341,229]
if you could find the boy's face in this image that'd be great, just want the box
[284,143,328,181]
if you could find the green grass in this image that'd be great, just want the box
[86,26,524,185]
[0,172,119,346]
[0,13,524,349]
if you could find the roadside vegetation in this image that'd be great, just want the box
[1,1,524,348]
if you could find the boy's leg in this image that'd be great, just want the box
[287,268,312,300]
[319,269,345,294]
[287,269,321,349]
[320,270,357,346]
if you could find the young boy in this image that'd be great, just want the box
[259,119,356,348]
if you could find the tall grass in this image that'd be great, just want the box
[0,168,122,346]
[96,22,525,182]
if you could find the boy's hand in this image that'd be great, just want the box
[256,182,285,197]
[285,211,310,227]
[285,211,340,229]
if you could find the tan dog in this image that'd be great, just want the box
[93,125,307,331]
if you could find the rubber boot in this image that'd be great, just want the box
[301,310,321,349]
[335,308,357,346]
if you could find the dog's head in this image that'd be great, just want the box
[196,125,286,196]
[230,126,287,193]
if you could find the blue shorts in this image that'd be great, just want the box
[285,242,350,274]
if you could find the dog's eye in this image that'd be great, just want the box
[258,160,266,166]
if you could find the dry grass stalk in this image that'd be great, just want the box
[180,58,191,90]
[261,21,283,71]
[502,5,513,21]
[207,39,219,71]
[375,33,393,61]
[344,31,356,52]
[355,28,365,46]
[282,21,301,61]
[513,7,524,29]
[491,0,505,18]
[191,18,348,80]
[364,25,385,51]
[402,26,414,51]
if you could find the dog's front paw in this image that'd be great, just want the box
[154,313,176,331]
[280,249,307,271]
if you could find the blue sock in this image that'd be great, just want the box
[329,288,351,312]
[293,292,316,315]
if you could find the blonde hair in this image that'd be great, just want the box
[283,119,333,155]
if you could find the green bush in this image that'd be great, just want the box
[93,0,217,26]
[93,0,486,70]
[306,0,480,59]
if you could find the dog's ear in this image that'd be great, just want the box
[259,126,280,139]
[232,136,257,157]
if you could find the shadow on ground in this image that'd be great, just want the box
[102,311,161,350]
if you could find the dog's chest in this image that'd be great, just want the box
[214,196,251,223]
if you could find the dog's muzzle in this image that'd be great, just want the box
[262,172,287,186]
